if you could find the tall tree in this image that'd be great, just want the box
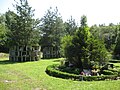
[5,0,40,47]
[0,14,6,46]
[114,25,120,59]
[62,15,108,69]
[40,7,64,48]
[64,16,77,35]
[62,15,91,69]
[80,15,87,28]
[0,14,8,52]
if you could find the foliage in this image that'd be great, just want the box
[58,65,81,75]
[114,26,120,59]
[87,36,108,66]
[60,35,73,57]
[102,70,118,75]
[62,16,91,69]
[46,64,118,81]
[90,24,119,52]
[64,16,77,35]
[61,15,108,69]
[40,7,64,48]
[5,0,40,47]
[80,15,87,28]
[0,14,6,45]
[0,14,9,52]
[46,64,79,79]
[67,26,91,69]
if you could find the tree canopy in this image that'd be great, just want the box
[0,14,9,52]
[5,0,40,47]
[40,7,64,50]
[64,16,77,35]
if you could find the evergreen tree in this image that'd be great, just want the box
[5,0,40,47]
[62,15,108,69]
[64,16,77,35]
[87,36,108,66]
[63,15,91,69]
[40,7,64,50]
[80,15,87,28]
[114,26,120,59]
[0,14,8,52]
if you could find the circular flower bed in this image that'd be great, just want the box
[46,64,120,81]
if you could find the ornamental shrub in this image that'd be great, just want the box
[102,70,115,75]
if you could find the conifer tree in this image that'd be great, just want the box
[62,15,108,69]
[5,0,40,47]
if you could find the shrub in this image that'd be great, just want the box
[102,70,115,75]
[109,60,120,63]
[59,66,80,75]
[45,64,80,79]
[109,68,118,72]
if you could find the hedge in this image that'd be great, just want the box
[102,70,115,75]
[109,60,120,63]
[45,64,118,81]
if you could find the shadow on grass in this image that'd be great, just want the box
[0,60,15,65]
[53,60,61,62]
[0,60,25,65]
[41,58,62,62]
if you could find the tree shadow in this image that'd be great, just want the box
[41,58,61,62]
[53,58,64,62]
[53,60,61,62]
[0,59,24,65]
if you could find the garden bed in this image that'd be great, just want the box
[46,64,120,81]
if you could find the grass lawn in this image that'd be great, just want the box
[0,57,120,90]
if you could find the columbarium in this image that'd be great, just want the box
[9,46,41,61]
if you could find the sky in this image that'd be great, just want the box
[0,0,120,26]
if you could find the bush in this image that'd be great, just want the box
[102,70,115,75]
[109,68,119,72]
[46,64,118,81]
[109,60,120,63]
[45,64,80,80]
[59,66,80,75]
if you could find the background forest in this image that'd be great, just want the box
[0,0,120,60]
[1,0,120,89]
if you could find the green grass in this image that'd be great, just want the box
[0,58,120,90]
